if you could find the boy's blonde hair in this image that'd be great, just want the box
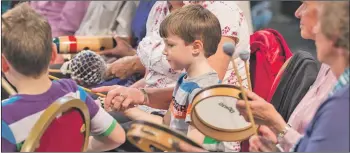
[2,3,53,78]
[321,1,349,51]
[159,4,221,58]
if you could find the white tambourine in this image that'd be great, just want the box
[191,84,257,142]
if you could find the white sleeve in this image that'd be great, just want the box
[206,2,243,39]
[145,1,163,37]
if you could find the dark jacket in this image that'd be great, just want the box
[271,51,320,121]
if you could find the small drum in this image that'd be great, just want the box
[53,36,117,54]
[127,120,203,152]
[191,84,257,142]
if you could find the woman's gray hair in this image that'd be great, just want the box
[320,1,349,51]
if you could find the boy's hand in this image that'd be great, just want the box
[92,85,146,111]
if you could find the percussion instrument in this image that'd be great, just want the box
[1,77,16,96]
[222,42,257,136]
[53,36,117,54]
[48,75,106,98]
[190,84,257,142]
[60,50,107,86]
[127,120,203,152]
[239,50,252,91]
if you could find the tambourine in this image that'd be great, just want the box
[127,120,203,152]
[191,84,257,142]
[53,36,117,54]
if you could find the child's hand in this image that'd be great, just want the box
[95,97,113,111]
[92,85,146,111]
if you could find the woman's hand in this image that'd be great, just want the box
[92,85,146,111]
[105,56,145,79]
[52,54,65,64]
[236,90,287,133]
[249,136,279,152]
[249,126,278,152]
[99,37,136,57]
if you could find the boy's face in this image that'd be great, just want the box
[162,34,197,70]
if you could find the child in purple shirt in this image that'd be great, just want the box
[1,3,125,152]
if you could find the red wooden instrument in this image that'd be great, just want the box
[53,36,117,54]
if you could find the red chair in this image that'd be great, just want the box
[249,29,293,101]
[241,29,293,152]
[20,96,90,152]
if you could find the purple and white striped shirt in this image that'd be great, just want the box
[1,79,116,152]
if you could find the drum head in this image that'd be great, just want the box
[195,96,251,131]
[191,84,256,142]
[127,120,203,152]
[192,109,257,142]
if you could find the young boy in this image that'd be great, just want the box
[158,4,221,144]
[1,3,125,152]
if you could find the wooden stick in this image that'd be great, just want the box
[231,59,258,135]
[48,75,106,97]
[1,77,16,96]
[48,69,62,73]
[244,61,252,91]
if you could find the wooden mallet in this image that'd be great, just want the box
[223,42,257,135]
[48,75,106,97]
[239,50,252,91]
[1,77,16,96]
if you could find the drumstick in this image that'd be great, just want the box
[48,75,106,97]
[223,42,258,135]
[239,50,252,91]
[1,77,16,96]
[48,69,62,73]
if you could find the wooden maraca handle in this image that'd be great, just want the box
[48,75,106,97]
[53,36,117,54]
[1,77,16,96]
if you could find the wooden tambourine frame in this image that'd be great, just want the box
[127,120,203,152]
[191,84,257,142]
[20,96,90,152]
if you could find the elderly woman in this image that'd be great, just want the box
[237,1,337,152]
[237,1,337,151]
[239,1,349,152]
